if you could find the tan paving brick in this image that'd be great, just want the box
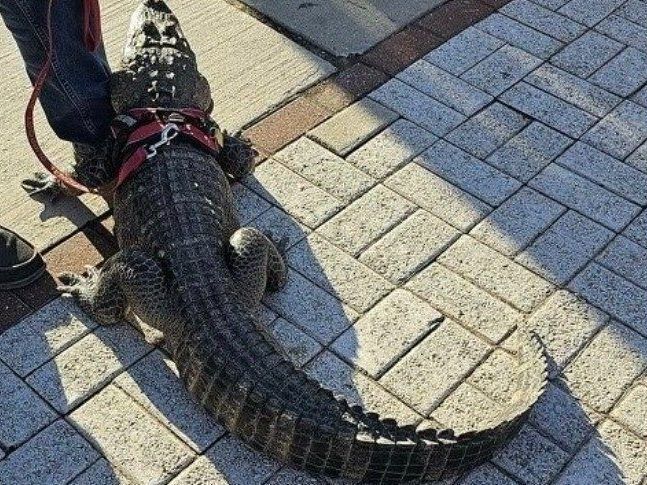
[467,349,518,404]
[430,383,504,433]
[267,318,323,368]
[68,459,132,485]
[610,384,647,437]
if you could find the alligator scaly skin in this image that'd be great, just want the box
[59,2,548,482]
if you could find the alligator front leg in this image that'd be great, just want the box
[218,133,257,181]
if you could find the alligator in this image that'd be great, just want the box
[51,1,547,482]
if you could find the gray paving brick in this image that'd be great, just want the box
[558,0,626,27]
[0,420,99,485]
[385,163,492,231]
[493,424,571,485]
[332,289,443,377]
[500,82,597,138]
[486,122,572,183]
[317,184,416,256]
[345,119,437,179]
[459,463,518,485]
[438,236,554,312]
[424,27,504,76]
[70,385,194,484]
[268,318,322,368]
[557,142,647,205]
[551,31,624,78]
[532,0,569,9]
[570,263,647,335]
[308,98,398,156]
[582,101,647,160]
[467,349,518,404]
[526,64,621,117]
[626,141,647,173]
[68,459,131,485]
[471,187,565,256]
[250,205,309,250]
[288,233,394,312]
[611,384,647,437]
[461,44,542,96]
[264,268,358,345]
[408,263,523,343]
[623,209,647,248]
[359,209,460,284]
[530,382,599,452]
[231,183,271,225]
[369,79,465,136]
[113,350,225,453]
[617,0,647,29]
[589,48,647,97]
[397,60,493,116]
[563,322,647,412]
[598,236,647,290]
[266,467,324,485]
[502,0,587,41]
[244,160,343,228]
[596,15,647,54]
[26,325,151,414]
[476,13,564,59]
[273,137,375,203]
[633,84,647,108]
[595,420,647,485]
[529,164,639,232]
[526,289,609,377]
[0,297,96,377]
[380,318,491,414]
[306,351,421,426]
[430,383,503,433]
[417,141,521,206]
[0,361,56,448]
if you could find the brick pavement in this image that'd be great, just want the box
[1,0,647,483]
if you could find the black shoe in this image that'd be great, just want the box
[0,226,46,290]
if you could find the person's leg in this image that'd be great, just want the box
[0,0,114,144]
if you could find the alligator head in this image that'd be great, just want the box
[111,0,212,114]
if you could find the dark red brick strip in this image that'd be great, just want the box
[417,0,494,39]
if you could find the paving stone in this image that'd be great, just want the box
[438,236,554,312]
[476,13,563,59]
[500,82,597,138]
[408,263,523,344]
[385,163,492,231]
[596,15,647,54]
[417,0,494,40]
[617,0,647,29]
[0,297,97,377]
[332,289,443,377]
[308,98,398,156]
[250,206,310,251]
[359,210,460,284]
[551,31,625,78]
[264,268,358,345]
[69,459,132,485]
[306,351,421,426]
[633,84,647,108]
[0,291,31,335]
[494,424,571,485]
[595,420,647,485]
[288,233,393,312]
[526,289,609,376]
[554,432,626,485]
[461,44,542,96]
[0,420,98,485]
[244,159,343,228]
[558,0,626,27]
[113,350,225,453]
[266,467,325,485]
[397,60,493,115]
[0,361,56,448]
[416,141,521,206]
[471,187,565,256]
[624,209,647,249]
[369,79,465,136]
[467,349,518,404]
[70,385,194,484]
[529,164,639,232]
[424,27,504,76]
[273,137,375,203]
[486,122,572,182]
[231,183,271,225]
[171,434,279,485]
[26,324,151,414]
[590,48,647,98]
[563,322,647,412]
[532,0,569,10]
[430,383,504,433]
[268,318,322,368]
[598,236,647,290]
[459,463,518,485]
[346,119,437,179]
[317,184,416,256]
[570,263,647,336]
[501,0,586,41]
[446,102,530,159]
[626,141,647,173]
[526,64,621,117]
[380,319,491,414]
[611,384,647,437]
[582,101,647,160]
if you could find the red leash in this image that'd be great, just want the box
[24,0,103,195]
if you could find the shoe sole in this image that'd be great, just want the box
[0,264,47,291]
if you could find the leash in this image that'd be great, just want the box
[24,0,103,195]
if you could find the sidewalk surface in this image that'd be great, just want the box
[1,0,647,484]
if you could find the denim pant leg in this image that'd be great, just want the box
[0,0,114,144]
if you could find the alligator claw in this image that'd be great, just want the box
[22,172,65,202]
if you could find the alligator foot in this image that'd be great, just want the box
[219,132,257,181]
[57,266,106,319]
[22,172,67,202]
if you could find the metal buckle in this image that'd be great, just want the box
[146,123,180,159]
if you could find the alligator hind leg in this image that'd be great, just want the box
[227,227,288,307]
[218,133,257,181]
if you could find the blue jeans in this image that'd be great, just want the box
[0,0,114,144]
